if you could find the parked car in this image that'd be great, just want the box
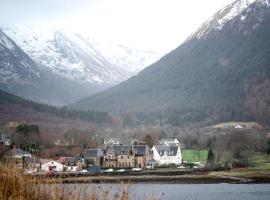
[79,169,88,174]
[177,166,185,169]
[104,168,114,172]
[88,166,102,174]
[117,169,125,172]
[132,168,142,172]
[198,164,206,168]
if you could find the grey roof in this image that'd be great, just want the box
[154,145,178,156]
[65,157,77,163]
[106,145,133,155]
[11,149,31,156]
[84,149,104,158]
[133,145,148,155]
[0,133,11,143]
[105,145,148,155]
[64,157,79,166]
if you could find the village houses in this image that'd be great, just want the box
[39,138,182,172]
[40,156,82,172]
[0,133,11,146]
[1,137,182,173]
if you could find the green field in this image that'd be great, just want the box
[249,153,270,170]
[182,149,208,163]
[182,150,270,167]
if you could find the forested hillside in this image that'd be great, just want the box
[72,0,270,125]
[0,89,109,123]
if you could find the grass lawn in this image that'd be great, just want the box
[182,149,208,163]
[249,153,270,170]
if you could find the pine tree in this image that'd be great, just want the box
[207,148,215,165]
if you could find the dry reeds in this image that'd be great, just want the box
[0,163,160,200]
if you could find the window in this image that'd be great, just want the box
[127,156,130,159]
[121,156,123,159]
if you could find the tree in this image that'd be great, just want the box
[226,132,254,167]
[267,139,270,155]
[207,148,215,165]
[142,134,154,148]
[15,124,41,152]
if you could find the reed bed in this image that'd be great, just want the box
[0,163,160,200]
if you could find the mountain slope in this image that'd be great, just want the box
[3,26,160,84]
[0,88,109,124]
[0,29,104,105]
[1,26,161,105]
[72,0,270,125]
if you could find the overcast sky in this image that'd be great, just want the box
[0,0,235,52]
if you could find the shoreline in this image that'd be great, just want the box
[35,172,270,184]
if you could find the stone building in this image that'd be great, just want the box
[103,145,150,168]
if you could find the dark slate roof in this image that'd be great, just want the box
[64,157,78,166]
[107,145,133,155]
[84,149,104,158]
[133,145,148,155]
[154,145,179,156]
[65,157,77,163]
[105,145,148,155]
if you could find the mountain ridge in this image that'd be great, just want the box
[0,26,161,105]
[71,0,270,125]
[0,29,105,105]
[2,26,161,85]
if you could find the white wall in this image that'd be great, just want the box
[152,146,182,165]
[66,166,78,172]
[41,161,64,172]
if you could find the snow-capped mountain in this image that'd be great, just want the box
[0,25,161,105]
[0,30,40,85]
[94,43,161,74]
[188,0,270,40]
[2,26,160,85]
[0,29,109,105]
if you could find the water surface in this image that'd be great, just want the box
[61,183,270,200]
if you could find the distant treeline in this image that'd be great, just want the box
[0,89,110,123]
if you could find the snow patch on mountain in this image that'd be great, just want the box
[188,0,270,40]
[92,42,160,74]
[216,0,257,28]
[0,31,15,50]
[2,26,161,85]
